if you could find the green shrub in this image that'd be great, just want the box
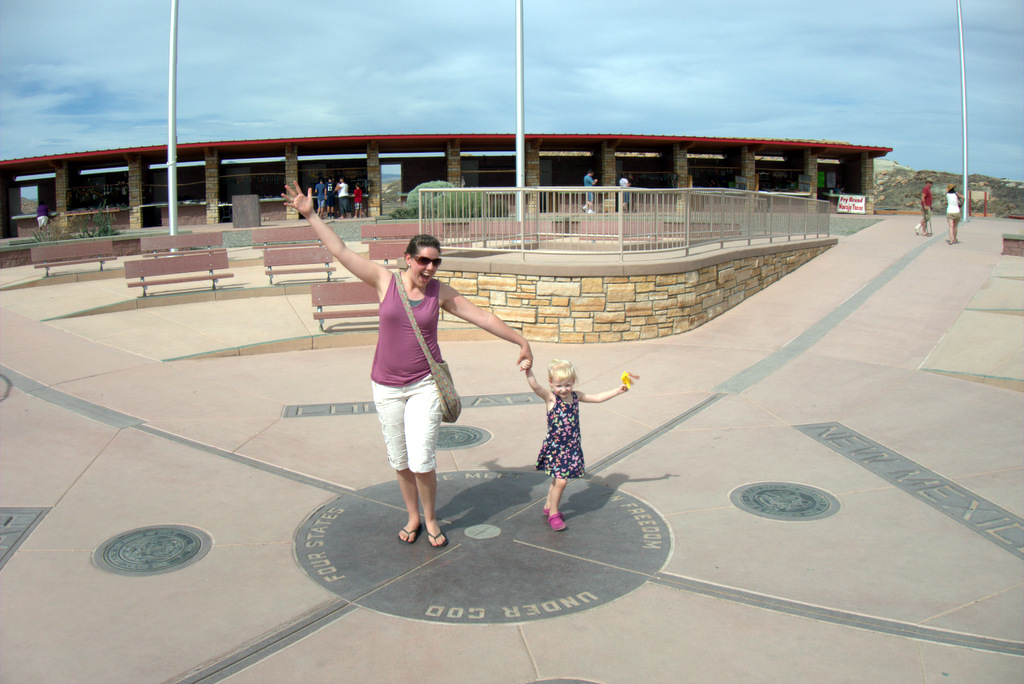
[405,180,455,213]
[31,205,122,242]
[389,182,508,219]
[74,205,121,238]
[31,222,76,242]
[387,205,419,220]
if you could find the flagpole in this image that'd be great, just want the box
[956,0,969,221]
[515,0,525,222]
[168,0,179,235]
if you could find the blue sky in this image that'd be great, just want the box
[1,0,1021,179]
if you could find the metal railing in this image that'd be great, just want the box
[417,186,829,259]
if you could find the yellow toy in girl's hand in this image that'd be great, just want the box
[621,372,639,389]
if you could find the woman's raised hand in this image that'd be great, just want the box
[282,181,314,216]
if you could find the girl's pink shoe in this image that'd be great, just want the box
[548,513,567,531]
[542,507,550,517]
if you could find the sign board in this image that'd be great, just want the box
[837,195,866,214]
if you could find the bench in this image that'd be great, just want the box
[30,239,116,277]
[140,233,224,256]
[310,281,380,332]
[362,223,419,263]
[361,223,420,241]
[250,225,321,249]
[367,242,411,262]
[264,245,336,285]
[124,250,234,297]
[1003,233,1023,257]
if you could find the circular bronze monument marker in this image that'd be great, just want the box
[437,425,491,450]
[94,525,211,576]
[295,470,671,624]
[730,482,840,521]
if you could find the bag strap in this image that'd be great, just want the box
[393,272,443,375]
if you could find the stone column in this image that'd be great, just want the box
[126,155,144,230]
[672,143,691,188]
[285,144,299,220]
[600,141,616,189]
[205,148,220,224]
[53,162,70,231]
[526,141,541,187]
[0,171,11,239]
[446,139,461,186]
[599,142,616,212]
[526,141,541,213]
[803,150,819,198]
[740,146,758,191]
[366,141,382,217]
[860,153,874,213]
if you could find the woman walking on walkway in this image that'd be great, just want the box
[282,182,533,547]
[946,183,964,245]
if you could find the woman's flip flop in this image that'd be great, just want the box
[399,526,420,544]
[428,530,449,548]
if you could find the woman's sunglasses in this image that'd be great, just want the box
[412,255,442,267]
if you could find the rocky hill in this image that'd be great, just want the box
[874,160,1024,217]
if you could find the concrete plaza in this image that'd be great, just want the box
[1,215,1021,683]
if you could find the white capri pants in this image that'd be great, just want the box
[372,376,442,473]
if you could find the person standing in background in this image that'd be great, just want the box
[338,177,352,219]
[325,177,336,219]
[583,169,597,213]
[36,201,50,229]
[314,177,326,218]
[915,179,933,236]
[353,184,364,218]
[945,183,963,245]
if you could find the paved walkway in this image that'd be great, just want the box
[1,216,1021,684]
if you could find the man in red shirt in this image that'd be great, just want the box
[916,180,933,236]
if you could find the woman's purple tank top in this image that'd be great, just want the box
[370,276,443,387]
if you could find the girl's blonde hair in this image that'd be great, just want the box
[548,359,578,384]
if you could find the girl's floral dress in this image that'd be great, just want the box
[535,392,585,479]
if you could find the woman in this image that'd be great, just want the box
[946,183,964,245]
[282,182,533,547]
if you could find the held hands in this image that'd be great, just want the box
[281,181,314,216]
[517,345,533,372]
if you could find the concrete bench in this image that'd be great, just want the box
[1003,233,1023,257]
[140,233,224,257]
[250,225,321,249]
[310,281,379,332]
[30,239,116,277]
[263,245,336,285]
[124,250,234,297]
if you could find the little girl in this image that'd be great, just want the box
[522,359,629,531]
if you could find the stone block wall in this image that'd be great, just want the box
[438,241,833,343]
[285,144,299,220]
[205,149,220,224]
[366,142,381,217]
[446,140,461,186]
[127,156,144,230]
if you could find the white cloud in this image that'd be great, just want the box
[1,0,1021,178]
